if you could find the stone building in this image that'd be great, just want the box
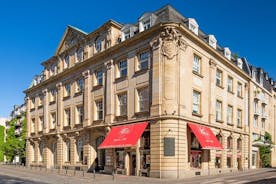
[24,5,276,178]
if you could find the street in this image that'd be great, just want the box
[0,165,276,184]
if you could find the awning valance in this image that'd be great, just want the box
[98,122,148,149]
[188,123,223,150]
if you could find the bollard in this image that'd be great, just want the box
[112,169,115,180]
[93,169,96,180]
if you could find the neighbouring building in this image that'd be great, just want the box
[24,5,276,178]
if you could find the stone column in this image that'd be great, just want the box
[56,82,63,133]
[125,152,130,175]
[26,139,32,167]
[136,139,141,176]
[25,97,31,137]
[43,89,49,134]
[221,133,227,168]
[83,70,91,127]
[232,135,237,169]
[209,59,217,124]
[105,60,114,124]
[34,141,39,164]
[70,137,76,165]
[56,135,63,169]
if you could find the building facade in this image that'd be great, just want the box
[25,5,276,178]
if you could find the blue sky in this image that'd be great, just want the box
[0,0,275,117]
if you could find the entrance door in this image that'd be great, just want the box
[130,152,136,176]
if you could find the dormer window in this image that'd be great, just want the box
[208,35,217,49]
[124,30,130,40]
[139,13,157,32]
[237,58,243,69]
[188,18,199,35]
[224,47,231,60]
[49,63,57,76]
[260,75,263,86]
[64,55,69,69]
[121,25,138,41]
[76,48,83,63]
[95,37,102,53]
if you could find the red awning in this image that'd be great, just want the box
[98,122,148,149]
[188,123,223,150]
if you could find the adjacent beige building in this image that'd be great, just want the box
[24,5,276,178]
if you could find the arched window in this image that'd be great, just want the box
[65,140,71,162]
[227,136,232,149]
[237,138,242,151]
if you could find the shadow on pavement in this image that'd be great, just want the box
[0,174,47,184]
[245,178,276,184]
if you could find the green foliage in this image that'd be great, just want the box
[259,132,272,168]
[1,115,26,163]
[0,125,5,161]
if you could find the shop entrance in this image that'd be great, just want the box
[129,152,136,176]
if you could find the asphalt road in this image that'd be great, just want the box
[1,165,276,184]
[0,174,47,184]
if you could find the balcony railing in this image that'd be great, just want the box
[254,109,261,116]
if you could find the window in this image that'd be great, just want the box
[64,55,69,69]
[227,76,233,92]
[237,138,242,151]
[192,90,201,115]
[50,64,57,76]
[227,136,232,149]
[31,118,35,133]
[261,104,266,116]
[227,157,232,168]
[75,106,84,124]
[31,97,35,109]
[138,51,149,71]
[252,133,259,141]
[76,48,83,63]
[49,88,56,102]
[193,55,201,74]
[38,95,44,107]
[253,101,258,113]
[77,138,84,162]
[95,38,102,53]
[96,100,103,120]
[137,87,149,112]
[117,60,127,78]
[143,19,151,30]
[64,108,71,127]
[117,93,127,116]
[237,82,242,97]
[237,109,242,127]
[39,143,44,162]
[215,156,222,168]
[39,116,43,131]
[64,83,71,97]
[76,78,84,93]
[253,116,258,128]
[50,112,56,129]
[95,70,103,86]
[216,69,223,87]
[227,105,233,125]
[261,120,265,130]
[124,30,130,40]
[65,140,71,162]
[216,100,222,121]
[188,18,199,35]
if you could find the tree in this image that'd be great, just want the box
[259,132,272,168]
[0,125,5,161]
[1,115,26,163]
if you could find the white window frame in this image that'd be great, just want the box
[64,108,71,127]
[237,82,242,97]
[192,90,201,114]
[118,60,127,78]
[227,76,233,92]
[137,87,149,112]
[75,106,83,125]
[237,109,242,127]
[138,51,149,71]
[216,100,222,121]
[64,83,71,97]
[193,55,201,74]
[117,93,127,116]
[216,69,223,87]
[227,105,233,125]
[95,70,103,86]
[76,78,84,93]
[96,100,103,120]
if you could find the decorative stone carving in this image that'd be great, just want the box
[105,29,112,49]
[209,58,217,68]
[105,60,113,70]
[82,70,90,79]
[151,26,188,59]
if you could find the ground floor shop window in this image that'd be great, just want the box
[252,151,257,167]
[116,149,125,169]
[96,136,105,170]
[227,156,232,168]
[215,156,222,168]
[190,133,202,168]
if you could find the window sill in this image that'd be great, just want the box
[216,120,224,123]
[192,112,203,118]
[228,90,235,95]
[74,92,83,97]
[115,76,127,83]
[74,123,83,127]
[227,123,234,126]
[192,71,204,78]
[63,96,70,101]
[49,101,56,105]
[134,68,148,76]
[92,84,103,91]
[63,125,71,129]
[30,108,35,112]
[216,84,224,89]
[135,111,150,117]
[115,115,128,121]
[237,124,243,128]
[237,95,243,99]
[38,105,43,109]
[93,120,104,124]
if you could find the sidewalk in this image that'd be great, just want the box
[0,164,274,184]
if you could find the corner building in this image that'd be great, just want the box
[25,5,276,178]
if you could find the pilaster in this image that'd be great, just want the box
[83,70,91,127]
[105,60,114,124]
